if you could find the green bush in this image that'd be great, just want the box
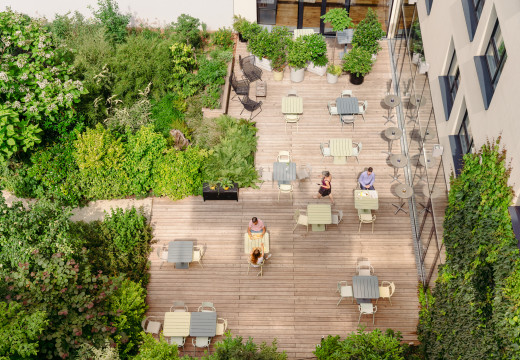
[151,93,190,138]
[342,45,373,77]
[352,7,386,55]
[207,333,287,360]
[102,207,148,253]
[288,37,311,70]
[91,0,131,45]
[211,27,234,49]
[0,105,42,161]
[172,14,207,48]
[134,334,179,360]
[320,8,353,32]
[303,33,328,66]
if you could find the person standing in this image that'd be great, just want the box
[248,217,266,239]
[359,167,375,190]
[313,171,334,205]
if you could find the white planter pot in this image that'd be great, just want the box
[307,62,327,76]
[412,53,421,65]
[326,73,339,84]
[418,61,429,74]
[290,67,305,83]
[253,55,272,71]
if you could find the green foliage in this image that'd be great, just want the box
[102,207,147,253]
[320,8,353,32]
[327,64,342,76]
[342,45,374,77]
[197,55,229,109]
[91,0,131,45]
[352,7,386,55]
[418,138,520,359]
[240,21,262,42]
[304,33,328,66]
[232,15,249,34]
[77,340,121,360]
[287,37,311,70]
[151,93,190,138]
[0,105,42,161]
[170,42,198,88]
[248,26,291,61]
[172,14,207,48]
[134,334,179,360]
[205,333,287,360]
[105,95,153,134]
[211,27,234,49]
[0,301,48,359]
[0,9,87,135]
[314,328,407,360]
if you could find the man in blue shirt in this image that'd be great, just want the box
[358,167,375,190]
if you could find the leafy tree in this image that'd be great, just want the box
[134,334,179,360]
[0,301,48,359]
[91,0,131,45]
[0,105,42,161]
[352,7,386,55]
[172,14,207,48]
[204,333,287,360]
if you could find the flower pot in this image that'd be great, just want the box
[412,52,421,65]
[307,62,327,76]
[273,70,284,81]
[290,67,305,83]
[327,72,339,84]
[349,73,364,85]
[418,61,429,74]
[253,55,273,71]
[238,33,246,43]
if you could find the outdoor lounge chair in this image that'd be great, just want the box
[293,209,309,232]
[170,301,189,312]
[230,72,250,101]
[192,337,211,356]
[239,95,262,120]
[377,281,396,305]
[336,281,353,306]
[358,303,377,325]
[198,302,216,312]
[216,318,228,336]
[141,316,162,334]
[328,101,339,122]
[192,243,207,269]
[239,55,262,82]
[351,142,362,163]
[168,336,185,348]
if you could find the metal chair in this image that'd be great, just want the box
[278,184,293,201]
[351,142,362,163]
[358,100,367,121]
[358,303,377,325]
[293,209,309,232]
[377,281,396,305]
[168,336,185,349]
[230,72,250,101]
[331,210,344,227]
[341,89,353,98]
[198,302,216,312]
[239,55,262,82]
[216,318,228,336]
[327,101,339,122]
[141,316,162,334]
[170,301,189,312]
[257,166,273,188]
[296,164,312,188]
[285,114,300,133]
[336,281,354,306]
[356,257,375,275]
[277,151,291,163]
[320,142,331,161]
[239,95,262,120]
[359,213,376,233]
[248,258,263,277]
[192,244,207,269]
[156,246,168,269]
[341,114,355,131]
[192,337,211,356]
[287,89,298,96]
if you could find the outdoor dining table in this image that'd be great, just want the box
[352,275,380,304]
[190,312,217,337]
[390,153,408,184]
[163,311,191,337]
[393,183,414,215]
[354,190,379,210]
[307,204,332,232]
[383,94,401,125]
[336,97,359,115]
[384,127,403,153]
[168,240,194,269]
[244,231,270,254]
[329,138,352,164]
[282,96,303,114]
[273,161,296,185]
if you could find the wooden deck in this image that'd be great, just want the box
[146,41,432,359]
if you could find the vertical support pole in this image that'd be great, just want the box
[297,0,304,29]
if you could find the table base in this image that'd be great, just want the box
[333,156,347,164]
[356,298,372,304]
[175,262,189,269]
[390,173,402,184]
[392,202,408,215]
[418,202,432,214]
[311,224,325,231]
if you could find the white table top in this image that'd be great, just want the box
[282,96,303,114]
[307,204,332,225]
[163,312,191,337]
[330,138,353,157]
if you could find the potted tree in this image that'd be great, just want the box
[351,8,386,59]
[320,8,354,34]
[326,64,342,84]
[342,45,373,85]
[248,28,272,71]
[233,15,249,43]
[288,37,310,83]
[305,33,329,76]
[271,47,287,81]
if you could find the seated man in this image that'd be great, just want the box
[358,167,375,190]
[248,217,266,239]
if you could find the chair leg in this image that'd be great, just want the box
[247,262,250,274]
[199,260,204,269]
[358,221,362,233]
[358,312,362,326]
[372,222,374,233]
[337,297,343,307]
[240,108,245,115]
[373,312,375,324]
[389,297,392,306]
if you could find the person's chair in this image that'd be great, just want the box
[351,142,362,163]
[230,72,249,101]
[192,337,211,356]
[156,246,168,269]
[278,184,293,201]
[341,114,355,131]
[377,281,396,305]
[170,301,189,312]
[248,258,264,277]
[257,166,273,188]
[358,100,367,121]
[287,89,298,97]
[359,213,376,233]
[285,114,300,133]
[341,89,353,98]
[168,336,185,349]
[320,142,331,161]
[356,257,375,276]
[296,164,312,188]
[192,244,207,269]
[239,95,262,120]
[216,318,228,336]
[293,209,309,232]
[358,303,377,325]
[336,281,354,306]
[327,101,339,122]
[331,210,344,227]
[239,55,262,82]
[277,151,291,163]
[141,316,162,335]
[198,301,216,312]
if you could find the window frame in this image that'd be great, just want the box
[473,0,485,21]
[485,20,507,91]
[458,111,473,155]
[447,52,460,104]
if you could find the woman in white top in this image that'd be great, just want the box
[250,243,271,266]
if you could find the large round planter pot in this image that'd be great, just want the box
[290,68,305,83]
[238,33,246,43]
[326,73,339,84]
[273,70,284,81]
[349,73,364,85]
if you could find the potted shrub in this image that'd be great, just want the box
[351,8,386,58]
[241,20,262,43]
[305,33,329,76]
[288,37,310,83]
[271,47,287,81]
[233,15,249,42]
[320,8,354,33]
[342,46,373,85]
[326,64,342,84]
[410,21,423,64]
[248,28,272,70]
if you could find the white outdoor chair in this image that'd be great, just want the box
[277,151,291,163]
[341,89,353,97]
[168,336,185,348]
[257,166,273,188]
[141,316,162,335]
[320,142,331,161]
[296,164,312,188]
[359,213,376,233]
[170,301,188,312]
[287,89,298,96]
[356,257,375,276]
[327,101,339,122]
[248,258,264,277]
[331,210,344,227]
[192,337,211,356]
[216,318,228,336]
[198,301,216,312]
[358,100,367,121]
[351,142,362,163]
[358,303,377,325]
[341,114,355,131]
[293,209,309,232]
[285,114,300,133]
[336,281,353,306]
[192,243,207,269]
[377,281,396,305]
[278,184,293,201]
[156,246,168,269]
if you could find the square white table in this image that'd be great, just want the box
[330,138,352,164]
[282,96,303,114]
[307,204,332,232]
[354,190,379,210]
[352,275,379,304]
[163,312,191,337]
[244,232,270,254]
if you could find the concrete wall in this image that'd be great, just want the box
[2,0,235,30]
[418,0,520,203]
[233,0,257,22]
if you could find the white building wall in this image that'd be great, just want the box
[417,0,520,203]
[2,0,235,30]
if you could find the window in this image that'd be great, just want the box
[473,0,485,21]
[426,0,434,15]
[458,111,473,154]
[462,0,485,41]
[438,50,459,120]
[449,110,473,176]
[485,21,507,90]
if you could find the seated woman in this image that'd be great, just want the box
[250,243,271,266]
